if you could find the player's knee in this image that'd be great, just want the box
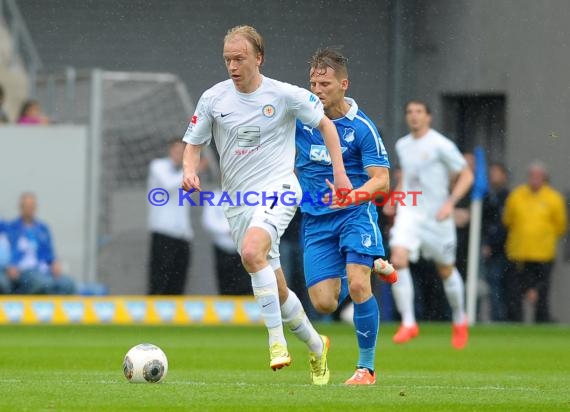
[390,252,408,270]
[240,244,265,271]
[312,296,337,314]
[348,277,370,302]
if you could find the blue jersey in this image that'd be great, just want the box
[6,217,55,274]
[295,98,390,215]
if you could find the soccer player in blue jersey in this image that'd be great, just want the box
[295,49,394,385]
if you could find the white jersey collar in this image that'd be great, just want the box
[334,97,358,121]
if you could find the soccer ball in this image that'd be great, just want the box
[123,343,168,383]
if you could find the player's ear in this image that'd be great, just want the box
[341,78,349,91]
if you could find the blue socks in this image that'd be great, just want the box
[353,296,379,373]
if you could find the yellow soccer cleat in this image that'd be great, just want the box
[309,335,330,385]
[269,342,292,371]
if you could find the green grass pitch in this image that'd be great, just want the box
[0,323,568,411]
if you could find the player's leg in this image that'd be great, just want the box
[436,263,468,349]
[388,213,421,343]
[240,225,290,369]
[390,246,420,343]
[344,259,379,385]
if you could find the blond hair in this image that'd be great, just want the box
[224,25,265,65]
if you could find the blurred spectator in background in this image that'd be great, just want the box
[503,161,567,322]
[147,139,193,295]
[1,193,75,294]
[17,100,50,125]
[454,152,474,279]
[202,189,251,295]
[482,162,510,321]
[0,85,10,123]
[0,220,11,293]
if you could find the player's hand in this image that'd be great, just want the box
[182,173,201,192]
[333,171,352,195]
[436,199,454,221]
[323,178,352,209]
[383,202,396,217]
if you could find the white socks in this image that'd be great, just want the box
[250,265,286,346]
[443,268,466,324]
[280,290,323,355]
[391,267,416,327]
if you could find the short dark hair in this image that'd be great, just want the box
[405,99,431,115]
[309,48,349,79]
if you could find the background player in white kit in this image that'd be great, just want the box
[181,26,351,384]
[383,100,473,349]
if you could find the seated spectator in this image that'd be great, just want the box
[0,220,11,293]
[17,100,50,125]
[1,193,75,294]
[0,85,9,123]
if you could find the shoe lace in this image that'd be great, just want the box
[352,368,368,381]
[309,353,323,375]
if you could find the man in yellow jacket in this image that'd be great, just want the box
[503,161,567,322]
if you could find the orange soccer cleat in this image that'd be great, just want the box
[392,324,420,344]
[344,368,376,385]
[451,320,469,350]
[372,258,398,284]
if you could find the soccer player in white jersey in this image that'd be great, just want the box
[382,100,473,349]
[181,26,351,384]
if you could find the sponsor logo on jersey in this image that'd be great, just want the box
[343,128,355,143]
[309,145,348,165]
[262,104,275,118]
[361,233,372,248]
[303,125,314,135]
[191,115,198,125]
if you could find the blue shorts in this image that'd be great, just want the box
[302,203,385,288]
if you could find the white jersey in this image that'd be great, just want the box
[183,76,324,217]
[396,129,466,218]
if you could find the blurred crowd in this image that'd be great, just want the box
[0,84,50,125]
[2,86,567,324]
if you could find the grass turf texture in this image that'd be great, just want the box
[0,324,568,411]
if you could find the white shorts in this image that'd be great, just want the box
[226,175,302,264]
[389,211,457,265]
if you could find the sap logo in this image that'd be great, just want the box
[93,302,115,323]
[32,302,55,323]
[213,301,235,323]
[343,128,355,143]
[184,301,205,322]
[62,302,85,323]
[154,301,176,322]
[2,302,24,322]
[243,302,261,322]
[125,301,147,322]
[310,145,348,165]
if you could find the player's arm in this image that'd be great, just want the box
[318,116,351,191]
[182,144,203,192]
[436,165,474,221]
[383,172,401,217]
[181,93,214,192]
